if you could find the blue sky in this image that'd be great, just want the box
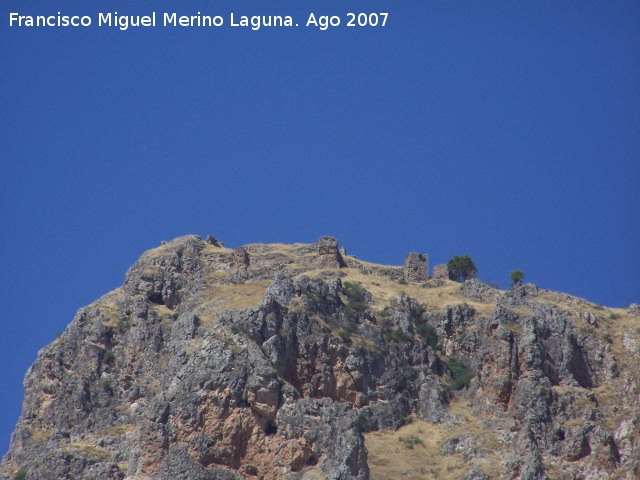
[1,0,639,454]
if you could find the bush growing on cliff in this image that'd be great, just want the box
[343,281,367,302]
[337,326,355,342]
[14,470,27,480]
[416,323,438,349]
[446,358,474,390]
[383,327,412,343]
[102,379,114,394]
[342,281,368,318]
[103,350,115,365]
[510,269,525,286]
[447,255,478,282]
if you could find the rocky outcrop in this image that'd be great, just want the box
[1,235,638,480]
[459,278,500,303]
[205,235,223,247]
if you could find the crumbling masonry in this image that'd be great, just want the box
[404,253,429,284]
[433,264,449,280]
[317,236,343,268]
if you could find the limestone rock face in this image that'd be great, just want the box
[1,235,638,480]
[458,278,499,303]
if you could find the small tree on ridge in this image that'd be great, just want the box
[510,269,525,286]
[447,255,478,282]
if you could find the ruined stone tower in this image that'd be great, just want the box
[233,246,250,269]
[317,236,342,268]
[403,252,428,283]
[433,264,449,280]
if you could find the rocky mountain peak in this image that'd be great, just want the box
[1,235,639,480]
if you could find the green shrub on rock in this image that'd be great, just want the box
[510,269,525,286]
[14,469,27,480]
[447,255,478,282]
[416,324,438,349]
[342,281,368,318]
[446,358,474,390]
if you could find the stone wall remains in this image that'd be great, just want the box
[433,264,449,280]
[234,247,250,269]
[404,253,428,284]
[318,236,342,268]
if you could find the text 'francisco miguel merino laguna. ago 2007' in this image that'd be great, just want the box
[8,12,389,31]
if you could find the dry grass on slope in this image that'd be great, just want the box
[194,279,274,315]
[365,399,505,480]
[336,268,498,316]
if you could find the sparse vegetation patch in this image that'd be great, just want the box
[103,350,115,365]
[102,379,114,394]
[446,358,474,390]
[342,281,369,318]
[399,434,424,449]
[416,323,438,349]
[337,326,355,342]
[383,327,412,343]
[14,469,27,480]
